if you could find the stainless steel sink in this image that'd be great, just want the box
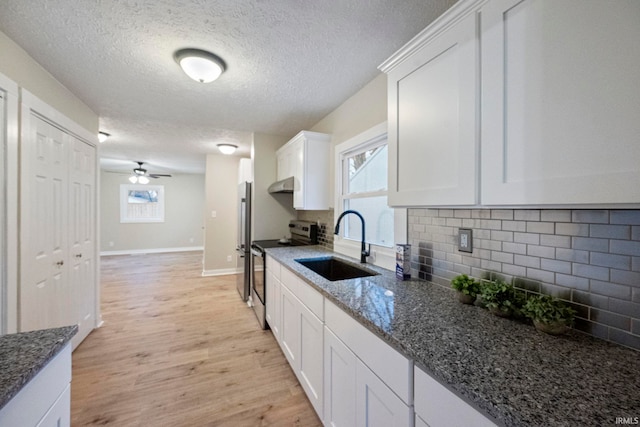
[295,256,378,281]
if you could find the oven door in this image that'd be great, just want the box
[251,247,266,305]
[250,246,268,329]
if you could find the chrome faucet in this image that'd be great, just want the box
[334,209,370,263]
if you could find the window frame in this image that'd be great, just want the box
[334,122,407,271]
[120,184,165,223]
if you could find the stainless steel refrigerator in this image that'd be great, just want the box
[236,181,252,301]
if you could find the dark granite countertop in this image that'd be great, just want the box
[0,325,77,411]
[266,246,640,427]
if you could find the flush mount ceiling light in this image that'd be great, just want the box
[217,144,238,155]
[98,132,110,143]
[174,48,226,83]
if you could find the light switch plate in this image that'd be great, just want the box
[458,228,473,253]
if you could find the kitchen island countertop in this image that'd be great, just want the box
[266,245,640,427]
[0,325,77,411]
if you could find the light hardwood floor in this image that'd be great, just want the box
[71,251,321,426]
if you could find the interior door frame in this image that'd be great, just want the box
[0,72,19,334]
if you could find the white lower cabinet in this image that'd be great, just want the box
[279,284,299,367]
[325,327,411,427]
[276,263,324,419]
[0,343,72,427]
[356,359,411,427]
[269,260,496,427]
[415,415,429,427]
[324,300,412,427]
[324,327,357,426]
[265,256,281,341]
[298,302,324,417]
[414,366,496,427]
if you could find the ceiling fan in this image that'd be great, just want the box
[132,162,172,179]
[128,161,171,184]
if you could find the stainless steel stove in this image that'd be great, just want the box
[250,220,318,329]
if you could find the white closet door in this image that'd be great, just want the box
[21,114,69,331]
[69,136,96,346]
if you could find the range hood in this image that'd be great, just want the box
[268,176,294,193]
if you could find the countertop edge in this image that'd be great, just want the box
[0,325,78,411]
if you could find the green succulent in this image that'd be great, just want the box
[480,279,523,316]
[522,295,576,326]
[451,274,481,298]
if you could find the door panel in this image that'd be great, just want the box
[69,137,96,346]
[21,115,68,332]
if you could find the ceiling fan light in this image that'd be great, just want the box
[98,132,110,143]
[129,175,138,184]
[138,176,150,185]
[217,144,237,155]
[174,48,225,83]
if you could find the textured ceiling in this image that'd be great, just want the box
[0,0,456,174]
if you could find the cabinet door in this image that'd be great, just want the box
[20,114,69,332]
[276,144,293,181]
[37,384,70,427]
[299,303,324,419]
[481,0,640,205]
[292,138,305,209]
[265,268,281,342]
[68,136,96,347]
[355,359,412,427]
[324,327,357,427]
[280,285,300,368]
[414,366,495,427]
[415,415,429,427]
[387,10,478,207]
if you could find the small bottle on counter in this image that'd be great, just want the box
[395,244,411,280]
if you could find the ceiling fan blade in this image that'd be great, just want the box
[148,174,172,178]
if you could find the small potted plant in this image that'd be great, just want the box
[451,274,480,304]
[480,278,519,317]
[522,295,576,335]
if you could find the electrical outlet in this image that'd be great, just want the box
[458,228,473,253]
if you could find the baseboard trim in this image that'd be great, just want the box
[202,268,242,277]
[100,246,204,256]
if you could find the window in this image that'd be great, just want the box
[120,184,165,223]
[336,123,395,248]
[334,122,407,270]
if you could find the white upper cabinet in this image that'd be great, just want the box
[382,0,640,207]
[481,0,640,205]
[380,1,480,207]
[276,131,331,210]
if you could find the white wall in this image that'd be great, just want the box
[100,171,205,253]
[0,31,98,132]
[252,132,296,240]
[203,154,242,272]
[310,73,388,207]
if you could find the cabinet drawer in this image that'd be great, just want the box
[281,267,323,320]
[325,300,412,404]
[415,366,495,427]
[266,255,281,281]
